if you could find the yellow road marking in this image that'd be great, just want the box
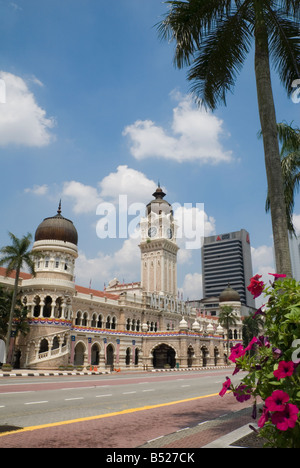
[0,392,220,437]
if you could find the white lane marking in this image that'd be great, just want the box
[25,401,48,405]
[65,397,84,401]
[95,394,113,398]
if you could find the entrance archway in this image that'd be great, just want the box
[201,346,209,367]
[74,342,85,366]
[106,344,114,369]
[152,344,176,369]
[187,345,194,367]
[91,343,100,365]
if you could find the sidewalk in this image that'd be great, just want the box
[139,405,256,449]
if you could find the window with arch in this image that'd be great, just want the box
[111,316,116,330]
[125,347,131,366]
[91,313,97,328]
[126,318,131,331]
[75,311,82,326]
[82,312,88,327]
[43,296,52,318]
[97,314,103,328]
[106,316,111,329]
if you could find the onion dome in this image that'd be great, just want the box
[179,317,188,330]
[192,319,200,331]
[206,323,214,334]
[146,183,173,216]
[219,284,240,303]
[34,201,78,246]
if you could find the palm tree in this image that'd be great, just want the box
[157,0,300,276]
[0,233,37,363]
[265,122,300,234]
[242,310,264,350]
[218,305,238,362]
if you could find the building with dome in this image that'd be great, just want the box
[0,189,244,371]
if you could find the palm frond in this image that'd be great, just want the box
[188,9,252,109]
[267,9,300,95]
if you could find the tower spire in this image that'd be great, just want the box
[57,199,62,215]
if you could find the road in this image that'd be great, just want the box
[0,369,252,448]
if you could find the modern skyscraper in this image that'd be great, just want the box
[202,229,255,308]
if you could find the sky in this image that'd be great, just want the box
[0,0,299,304]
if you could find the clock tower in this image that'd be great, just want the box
[139,185,179,297]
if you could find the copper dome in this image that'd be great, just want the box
[219,284,240,303]
[34,202,78,246]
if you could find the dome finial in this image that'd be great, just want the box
[57,199,62,215]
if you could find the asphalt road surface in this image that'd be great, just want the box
[0,369,251,448]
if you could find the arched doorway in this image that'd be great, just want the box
[201,346,209,367]
[74,342,85,366]
[106,344,114,369]
[152,344,176,369]
[187,345,194,367]
[125,347,131,366]
[91,343,100,365]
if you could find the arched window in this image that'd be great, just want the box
[91,313,97,328]
[125,347,131,366]
[33,296,41,317]
[126,318,131,331]
[52,336,59,350]
[43,296,52,318]
[39,338,49,354]
[97,314,103,328]
[106,316,111,329]
[111,316,116,330]
[75,311,82,326]
[82,312,88,327]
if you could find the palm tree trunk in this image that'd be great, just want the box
[5,267,19,363]
[254,11,292,277]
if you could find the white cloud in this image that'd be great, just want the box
[0,71,55,147]
[24,184,48,196]
[174,204,216,258]
[181,272,203,300]
[75,235,141,289]
[62,181,102,214]
[293,214,300,234]
[123,93,233,164]
[62,166,157,215]
[251,244,275,307]
[99,165,157,205]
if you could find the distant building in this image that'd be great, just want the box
[289,233,300,281]
[0,188,241,370]
[202,229,255,309]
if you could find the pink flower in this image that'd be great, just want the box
[268,273,286,280]
[244,337,259,352]
[271,404,299,431]
[219,377,231,397]
[273,361,295,380]
[229,343,245,363]
[265,390,290,412]
[258,407,270,428]
[233,384,252,402]
[247,274,265,299]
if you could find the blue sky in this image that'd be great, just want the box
[0,0,299,301]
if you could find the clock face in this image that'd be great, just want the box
[148,227,157,238]
[167,228,173,239]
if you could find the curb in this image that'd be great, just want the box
[0,370,110,377]
[202,423,254,448]
[151,366,233,372]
